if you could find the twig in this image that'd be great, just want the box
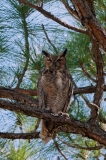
[79,61,97,83]
[54,139,68,160]
[57,135,103,150]
[16,10,30,88]
[18,0,87,34]
[32,118,41,132]
[88,46,96,62]
[61,0,80,21]
[42,24,58,53]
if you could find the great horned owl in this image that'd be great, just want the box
[37,49,73,143]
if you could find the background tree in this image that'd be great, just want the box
[0,0,106,159]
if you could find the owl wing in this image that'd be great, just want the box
[62,71,73,113]
[37,70,47,109]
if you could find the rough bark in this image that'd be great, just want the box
[71,0,106,51]
[0,99,106,146]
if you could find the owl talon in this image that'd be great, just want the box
[60,113,69,118]
[51,113,60,117]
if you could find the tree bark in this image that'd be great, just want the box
[0,99,106,145]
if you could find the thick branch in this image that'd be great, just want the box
[89,42,104,121]
[1,100,106,145]
[0,87,38,107]
[1,85,106,99]
[71,0,106,51]
[17,0,87,34]
[14,88,37,96]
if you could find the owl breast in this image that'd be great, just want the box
[40,69,70,113]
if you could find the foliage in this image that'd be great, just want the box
[0,0,106,160]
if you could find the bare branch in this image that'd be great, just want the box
[42,24,58,53]
[88,46,96,62]
[17,0,87,34]
[89,42,104,122]
[0,132,40,139]
[61,0,80,21]
[79,61,97,83]
[54,139,68,160]
[0,87,38,107]
[14,88,37,96]
[32,118,41,132]
[57,135,103,150]
[2,85,106,98]
[16,10,30,88]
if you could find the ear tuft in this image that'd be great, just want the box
[42,50,50,57]
[60,48,67,57]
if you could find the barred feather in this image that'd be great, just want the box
[38,50,73,143]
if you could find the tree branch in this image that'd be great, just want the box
[61,0,80,21]
[71,0,106,51]
[42,24,58,53]
[0,132,40,139]
[14,88,37,96]
[54,139,68,160]
[89,42,104,122]
[1,99,106,145]
[79,61,97,83]
[32,118,41,132]
[0,87,38,107]
[2,85,106,98]
[57,135,103,150]
[16,8,30,88]
[17,0,87,34]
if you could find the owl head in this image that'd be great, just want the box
[42,49,67,70]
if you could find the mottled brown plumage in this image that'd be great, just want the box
[37,49,73,143]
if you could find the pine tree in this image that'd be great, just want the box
[0,0,106,159]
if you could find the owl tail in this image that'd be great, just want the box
[40,120,53,144]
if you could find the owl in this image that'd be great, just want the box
[37,49,73,144]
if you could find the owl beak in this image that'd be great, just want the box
[53,62,56,68]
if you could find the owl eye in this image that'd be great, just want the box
[57,58,62,62]
[47,58,52,62]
